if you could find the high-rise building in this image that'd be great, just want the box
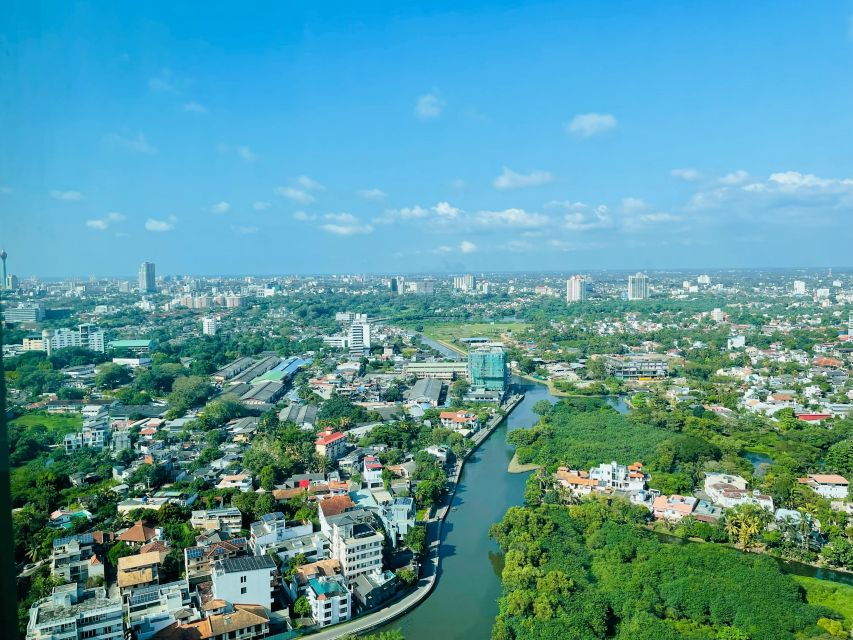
[202,316,218,336]
[566,275,586,303]
[697,274,711,285]
[389,277,400,296]
[453,274,476,291]
[627,272,649,300]
[793,280,806,295]
[0,248,7,289]
[348,322,371,356]
[6,274,19,289]
[467,346,508,393]
[138,261,156,293]
[2,302,45,323]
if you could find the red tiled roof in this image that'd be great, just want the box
[319,495,355,517]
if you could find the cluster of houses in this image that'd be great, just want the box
[552,461,850,536]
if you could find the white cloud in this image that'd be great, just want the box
[253,201,271,210]
[183,102,207,113]
[433,201,460,219]
[671,168,702,182]
[321,213,373,236]
[236,145,256,162]
[460,240,477,254]
[50,189,84,201]
[624,211,683,231]
[475,208,551,227]
[622,197,648,214]
[105,132,158,154]
[145,216,177,232]
[415,92,444,119]
[0,186,12,194]
[275,186,315,204]
[450,179,466,190]
[296,175,325,191]
[719,169,750,185]
[86,211,126,230]
[210,201,231,214]
[493,167,553,190]
[234,225,258,234]
[374,205,430,224]
[565,113,617,138]
[292,211,317,221]
[357,188,387,200]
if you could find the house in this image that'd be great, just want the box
[117,521,160,548]
[184,536,249,586]
[215,473,253,492]
[318,495,356,534]
[151,603,269,640]
[124,580,191,631]
[25,584,123,640]
[51,533,106,585]
[555,468,598,496]
[704,473,748,504]
[190,508,243,535]
[117,551,166,597]
[798,474,849,499]
[287,558,343,600]
[273,531,330,565]
[439,410,479,432]
[652,494,698,522]
[315,428,348,462]
[211,556,277,611]
[49,508,93,529]
[351,569,398,611]
[349,489,415,548]
[588,461,648,492]
[363,455,384,489]
[306,575,352,628]
[248,512,313,556]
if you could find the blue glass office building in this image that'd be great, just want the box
[466,346,507,393]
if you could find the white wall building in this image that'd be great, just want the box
[211,556,277,611]
[202,316,218,336]
[306,575,352,628]
[566,275,586,303]
[628,272,649,300]
[26,584,123,640]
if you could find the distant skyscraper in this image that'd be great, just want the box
[566,275,586,303]
[697,274,711,285]
[627,272,649,300]
[348,322,371,356]
[0,248,7,290]
[792,280,806,295]
[453,274,476,291]
[389,277,400,296]
[138,261,156,293]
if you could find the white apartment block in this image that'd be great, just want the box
[202,316,218,336]
[566,275,586,302]
[26,584,123,640]
[328,511,384,582]
[306,575,352,628]
[249,512,313,556]
[211,556,277,611]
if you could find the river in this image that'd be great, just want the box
[377,375,550,639]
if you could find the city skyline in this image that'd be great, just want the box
[3,2,853,276]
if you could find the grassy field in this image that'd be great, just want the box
[10,411,82,438]
[793,575,853,627]
[422,322,531,347]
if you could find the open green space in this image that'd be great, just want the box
[422,322,531,346]
[10,411,82,440]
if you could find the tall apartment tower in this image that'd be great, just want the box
[566,275,586,303]
[627,272,649,300]
[453,274,476,292]
[202,317,218,336]
[138,261,156,293]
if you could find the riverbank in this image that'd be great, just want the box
[304,392,526,640]
[508,452,540,473]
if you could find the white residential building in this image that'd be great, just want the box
[566,275,586,303]
[202,316,218,336]
[798,474,849,499]
[211,556,277,611]
[125,580,191,630]
[627,272,649,300]
[249,512,314,556]
[306,575,352,628]
[347,322,371,356]
[328,510,384,582]
[453,274,476,292]
[26,584,123,640]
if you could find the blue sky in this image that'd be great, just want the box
[2,1,853,276]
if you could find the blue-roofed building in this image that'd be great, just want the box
[51,533,105,584]
[306,575,351,628]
